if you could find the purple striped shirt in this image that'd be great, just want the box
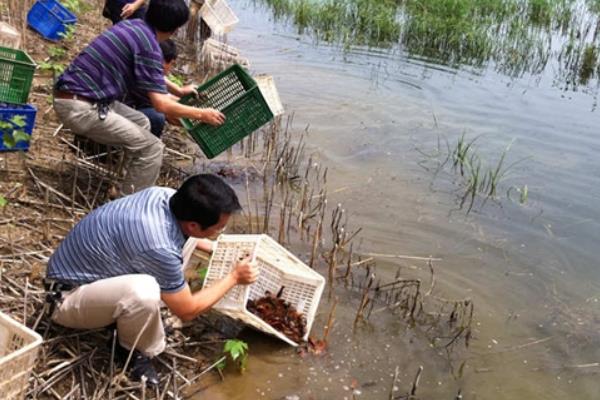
[56,19,167,102]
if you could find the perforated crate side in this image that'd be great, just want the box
[204,235,260,310]
[0,23,21,49]
[0,313,42,399]
[200,0,239,35]
[0,46,36,104]
[180,64,255,124]
[255,75,284,117]
[179,65,272,160]
[255,235,325,339]
[205,235,325,345]
[203,38,240,57]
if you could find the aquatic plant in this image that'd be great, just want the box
[258,0,600,90]
[220,339,249,372]
[262,0,402,46]
[442,134,529,213]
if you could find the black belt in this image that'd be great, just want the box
[43,278,78,293]
[43,279,79,316]
[53,90,110,120]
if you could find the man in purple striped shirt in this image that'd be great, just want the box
[54,0,224,194]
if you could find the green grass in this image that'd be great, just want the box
[448,135,528,213]
[263,0,401,46]
[259,0,600,87]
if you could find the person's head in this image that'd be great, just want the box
[160,39,178,74]
[170,174,242,238]
[145,0,189,36]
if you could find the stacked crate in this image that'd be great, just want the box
[0,40,37,152]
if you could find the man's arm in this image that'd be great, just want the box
[121,0,145,18]
[165,77,197,98]
[161,257,258,321]
[147,91,225,125]
[196,238,215,253]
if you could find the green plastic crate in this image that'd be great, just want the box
[180,64,274,159]
[0,46,36,104]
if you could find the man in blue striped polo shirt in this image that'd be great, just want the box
[46,174,258,385]
[54,0,225,194]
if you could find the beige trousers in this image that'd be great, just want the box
[53,98,165,194]
[51,274,165,357]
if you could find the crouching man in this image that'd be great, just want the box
[45,174,258,385]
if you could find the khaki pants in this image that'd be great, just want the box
[53,98,164,194]
[52,274,165,357]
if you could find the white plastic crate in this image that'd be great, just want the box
[200,0,239,35]
[200,38,250,70]
[0,23,21,49]
[203,38,240,57]
[202,234,325,346]
[0,312,43,399]
[255,75,285,117]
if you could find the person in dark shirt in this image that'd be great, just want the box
[126,39,197,137]
[103,0,147,24]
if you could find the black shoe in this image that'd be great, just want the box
[111,339,160,387]
[129,351,160,387]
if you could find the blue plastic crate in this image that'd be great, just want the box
[0,103,37,152]
[27,0,77,41]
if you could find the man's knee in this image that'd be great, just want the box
[126,275,161,310]
[139,114,151,131]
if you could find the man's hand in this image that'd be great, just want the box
[230,256,259,285]
[201,109,226,126]
[121,0,143,18]
[179,84,198,97]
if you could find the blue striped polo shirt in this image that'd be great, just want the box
[55,19,167,102]
[47,187,186,293]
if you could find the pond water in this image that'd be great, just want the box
[197,1,600,399]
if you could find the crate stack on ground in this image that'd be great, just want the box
[201,234,326,346]
[0,38,37,152]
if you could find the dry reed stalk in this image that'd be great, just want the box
[321,297,338,344]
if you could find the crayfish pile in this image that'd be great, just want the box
[247,290,307,343]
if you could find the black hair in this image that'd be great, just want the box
[169,174,242,229]
[159,39,178,63]
[145,0,189,33]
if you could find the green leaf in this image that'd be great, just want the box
[223,339,248,363]
[0,195,7,207]
[168,73,185,87]
[222,339,249,373]
[12,129,30,144]
[3,131,15,149]
[10,115,27,128]
[197,266,208,281]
